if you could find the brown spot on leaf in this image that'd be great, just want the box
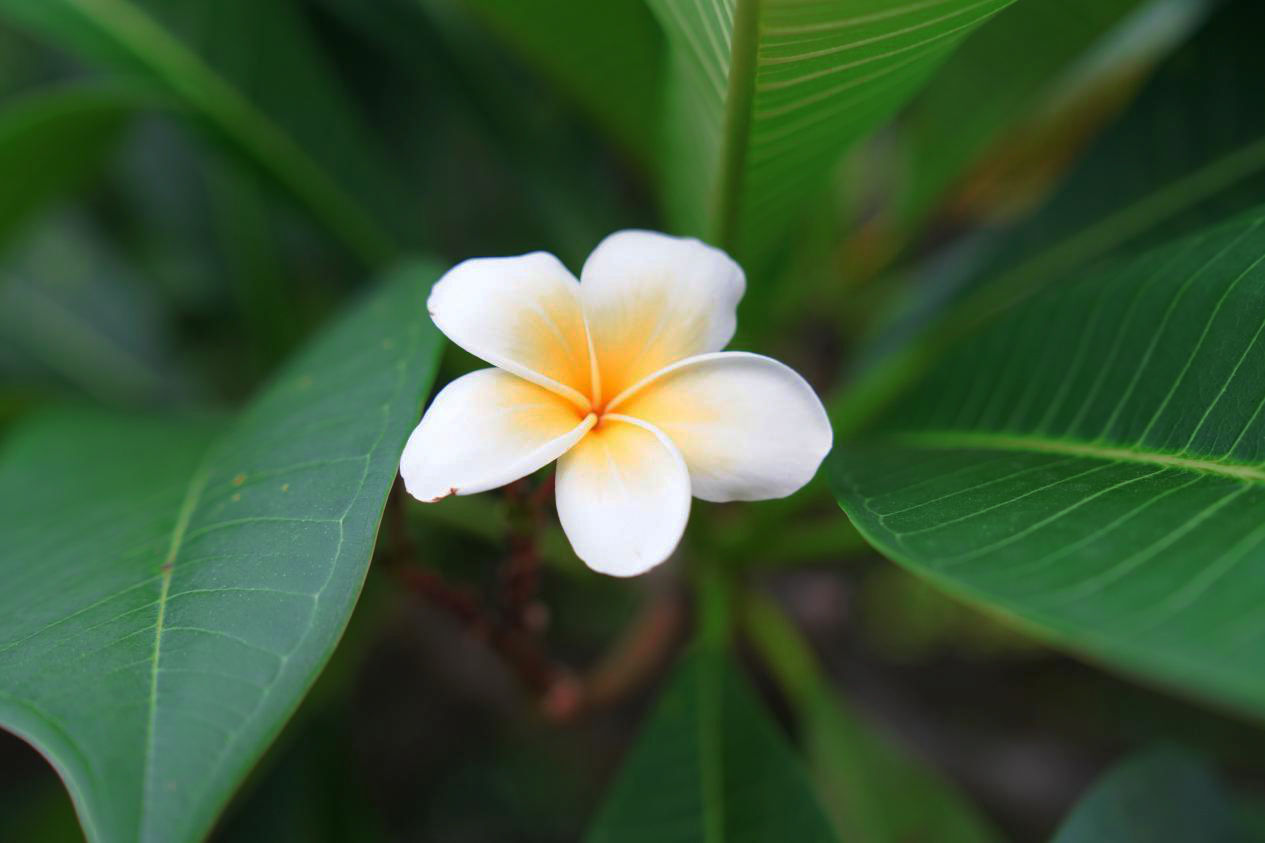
[232,473,246,486]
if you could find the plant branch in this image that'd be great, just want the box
[384,479,683,721]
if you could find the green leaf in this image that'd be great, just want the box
[743,595,1002,843]
[888,0,1194,238]
[966,0,1265,292]
[644,0,1014,269]
[838,0,1265,433]
[585,644,838,843]
[0,83,136,248]
[431,0,664,164]
[1051,749,1252,843]
[0,262,443,842]
[831,207,1265,714]
[0,0,406,264]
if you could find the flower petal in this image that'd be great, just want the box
[555,415,691,577]
[428,252,594,408]
[400,369,595,502]
[611,352,832,502]
[580,230,745,403]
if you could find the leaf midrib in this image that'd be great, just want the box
[712,0,758,248]
[888,430,1265,483]
[139,459,210,838]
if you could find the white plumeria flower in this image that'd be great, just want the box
[400,230,832,577]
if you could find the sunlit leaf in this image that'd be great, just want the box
[0,262,443,842]
[832,207,1265,714]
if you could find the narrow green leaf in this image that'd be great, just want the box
[889,0,1193,237]
[744,595,1003,843]
[645,0,1014,269]
[1051,749,1252,843]
[0,262,443,842]
[0,0,405,264]
[585,645,838,843]
[0,83,136,247]
[831,208,1265,714]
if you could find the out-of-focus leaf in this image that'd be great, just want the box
[645,0,1013,271]
[838,0,1265,433]
[832,207,1265,715]
[886,0,1206,239]
[585,644,838,843]
[0,262,443,843]
[0,213,192,406]
[1051,749,1252,843]
[744,595,1002,843]
[0,82,136,247]
[427,0,663,165]
[0,0,406,264]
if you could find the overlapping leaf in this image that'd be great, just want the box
[0,263,443,842]
[832,208,1265,714]
[644,0,1014,269]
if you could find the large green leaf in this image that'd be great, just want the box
[585,644,838,843]
[1051,749,1252,843]
[644,0,1014,269]
[0,262,443,842]
[831,208,1265,714]
[839,0,1265,432]
[0,0,406,264]
[744,595,1001,843]
[0,83,136,247]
